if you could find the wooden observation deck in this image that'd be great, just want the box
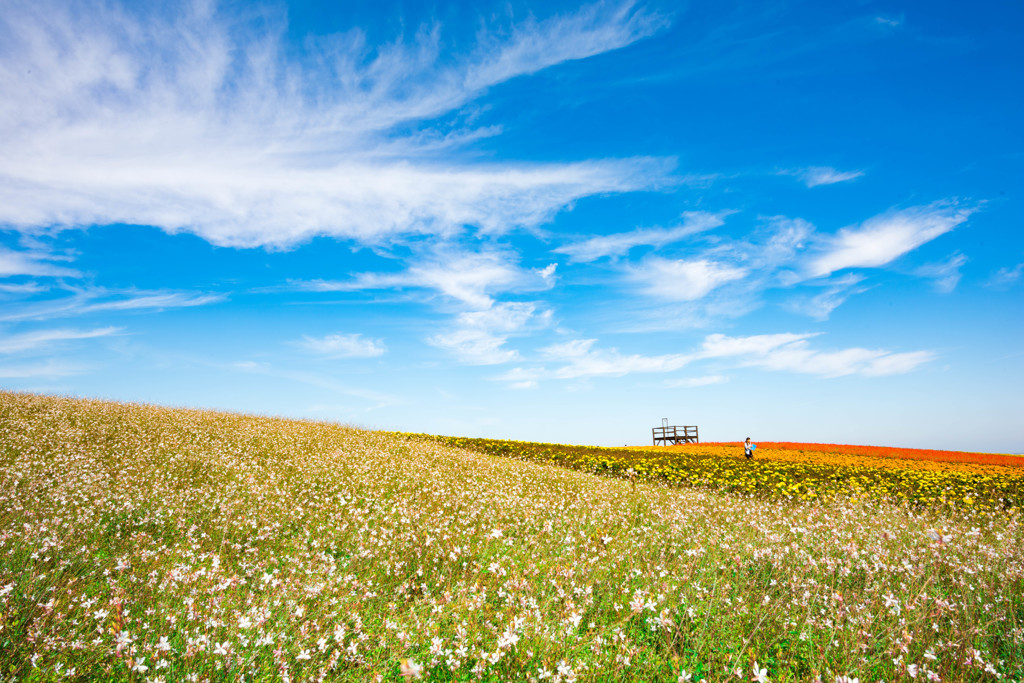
[652,424,699,445]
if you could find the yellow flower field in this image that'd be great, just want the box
[411,436,1023,513]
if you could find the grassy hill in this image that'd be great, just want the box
[1,391,1022,681]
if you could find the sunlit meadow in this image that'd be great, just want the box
[1,391,1022,682]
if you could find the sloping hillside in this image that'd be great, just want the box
[1,391,1022,681]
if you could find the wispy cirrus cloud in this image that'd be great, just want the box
[785,166,864,188]
[0,246,79,278]
[294,333,386,359]
[700,332,934,377]
[0,359,89,378]
[496,331,933,384]
[0,288,225,322]
[554,210,727,262]
[465,1,670,90]
[986,262,1023,289]
[0,0,671,248]
[539,338,693,379]
[491,366,543,389]
[428,328,521,366]
[664,374,727,388]
[630,257,747,301]
[0,283,47,295]
[428,302,552,365]
[784,274,869,320]
[295,247,555,365]
[916,252,967,293]
[0,326,119,354]
[808,202,972,278]
[295,250,556,309]
[230,360,398,409]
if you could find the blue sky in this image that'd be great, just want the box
[1,0,1022,452]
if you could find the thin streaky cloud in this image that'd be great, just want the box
[490,366,542,390]
[790,166,864,188]
[0,1,672,248]
[784,274,869,320]
[0,283,47,295]
[540,338,694,379]
[0,289,226,322]
[427,328,521,366]
[665,374,727,388]
[294,250,555,308]
[294,333,386,358]
[464,2,670,91]
[916,253,967,293]
[0,359,89,378]
[699,332,813,358]
[986,262,1023,289]
[631,257,746,301]
[0,326,119,354]
[0,246,80,278]
[428,302,551,366]
[554,210,727,263]
[230,360,399,409]
[514,331,932,382]
[809,202,972,278]
[874,15,904,28]
[78,293,226,314]
[701,333,934,378]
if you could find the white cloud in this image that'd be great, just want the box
[0,359,88,378]
[296,250,553,309]
[632,257,747,301]
[540,338,693,379]
[0,1,671,248]
[295,333,386,358]
[699,333,934,378]
[298,248,552,366]
[792,166,864,188]
[0,326,119,354]
[454,302,550,332]
[465,2,669,90]
[492,330,933,383]
[986,262,1023,289]
[874,15,904,28]
[230,359,398,408]
[916,252,967,293]
[78,292,225,314]
[745,342,933,377]
[665,374,727,388]
[699,332,812,358]
[554,211,727,262]
[427,301,550,365]
[752,217,815,270]
[809,203,971,277]
[0,282,47,295]
[490,366,542,389]
[0,288,225,322]
[784,274,868,320]
[427,328,521,366]
[0,246,79,278]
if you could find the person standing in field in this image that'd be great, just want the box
[744,437,755,460]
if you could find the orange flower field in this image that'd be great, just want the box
[694,441,1024,469]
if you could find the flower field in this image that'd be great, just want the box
[2,391,1023,682]
[411,437,1023,514]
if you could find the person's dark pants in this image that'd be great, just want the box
[745,450,752,459]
